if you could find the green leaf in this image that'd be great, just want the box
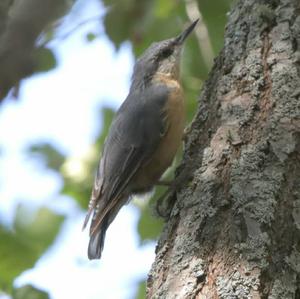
[0,206,64,291]
[103,0,155,49]
[86,32,97,42]
[137,197,164,243]
[33,47,57,73]
[27,142,65,171]
[103,7,133,49]
[134,280,146,299]
[12,285,50,299]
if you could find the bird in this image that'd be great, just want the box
[83,19,198,259]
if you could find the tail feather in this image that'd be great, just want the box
[86,196,128,259]
[82,208,93,231]
[88,217,108,260]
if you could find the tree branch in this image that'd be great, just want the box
[0,0,71,101]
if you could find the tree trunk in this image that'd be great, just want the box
[147,0,300,298]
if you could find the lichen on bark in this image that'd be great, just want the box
[147,0,300,298]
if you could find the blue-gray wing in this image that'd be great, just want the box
[84,84,169,233]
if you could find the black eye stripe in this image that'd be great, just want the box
[161,48,173,58]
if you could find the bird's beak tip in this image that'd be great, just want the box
[176,19,199,44]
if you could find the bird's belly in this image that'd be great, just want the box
[133,87,185,192]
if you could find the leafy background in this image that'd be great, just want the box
[0,0,232,298]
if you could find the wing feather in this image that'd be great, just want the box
[85,84,170,235]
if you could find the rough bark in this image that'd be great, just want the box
[147,0,300,298]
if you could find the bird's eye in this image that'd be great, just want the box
[161,48,173,58]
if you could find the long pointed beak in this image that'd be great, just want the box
[175,19,199,45]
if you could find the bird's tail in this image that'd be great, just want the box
[88,216,108,260]
[86,195,128,259]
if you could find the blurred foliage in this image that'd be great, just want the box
[33,48,57,73]
[134,280,146,299]
[0,205,64,293]
[136,192,164,244]
[29,142,66,171]
[27,107,114,210]
[12,284,50,299]
[198,0,233,52]
[86,32,97,42]
[0,0,233,298]
[61,107,115,209]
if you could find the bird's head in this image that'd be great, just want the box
[131,19,198,91]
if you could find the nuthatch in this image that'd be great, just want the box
[83,20,198,259]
